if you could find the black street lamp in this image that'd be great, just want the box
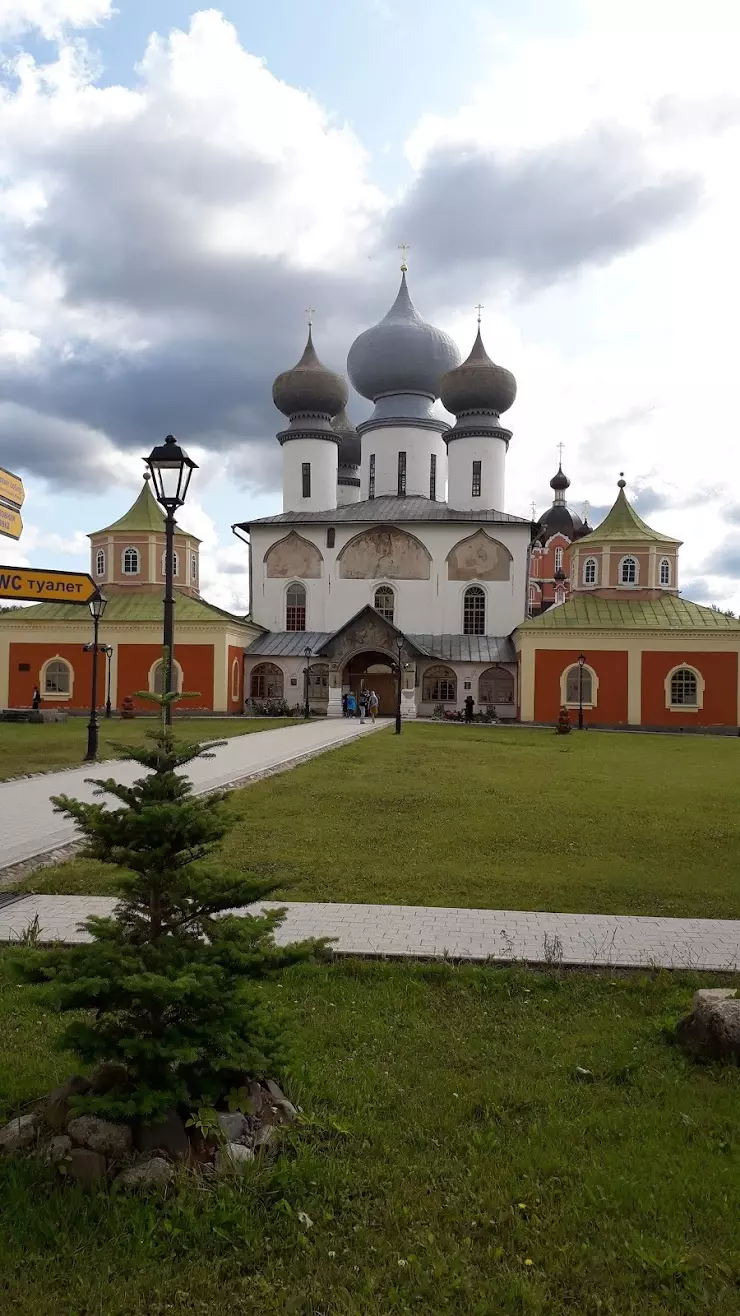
[578,652,586,731]
[101,644,114,718]
[303,645,312,720]
[84,592,107,761]
[395,634,404,735]
[144,435,198,727]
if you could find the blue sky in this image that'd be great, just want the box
[1,0,740,611]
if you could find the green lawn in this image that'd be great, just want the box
[0,717,294,781]
[2,949,740,1314]
[19,724,740,920]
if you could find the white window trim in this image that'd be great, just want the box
[560,662,599,710]
[582,556,598,586]
[40,655,74,702]
[554,546,563,571]
[95,548,106,577]
[148,657,183,695]
[285,580,308,630]
[231,658,240,701]
[372,581,396,623]
[461,583,487,635]
[659,557,671,587]
[121,546,141,575]
[161,550,179,578]
[618,554,640,587]
[664,663,704,713]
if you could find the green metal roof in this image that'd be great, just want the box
[0,590,254,628]
[93,480,165,535]
[578,486,680,546]
[518,596,740,632]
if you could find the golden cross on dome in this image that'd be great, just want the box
[475,303,484,325]
[305,306,315,327]
[398,243,410,272]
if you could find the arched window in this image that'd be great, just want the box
[250,663,284,700]
[122,547,140,575]
[583,557,597,586]
[670,667,698,707]
[479,667,515,705]
[528,586,537,612]
[308,663,329,700]
[620,556,638,585]
[565,665,593,705]
[554,546,564,571]
[161,550,179,577]
[231,658,240,701]
[463,586,486,636]
[286,583,306,631]
[555,586,566,605]
[191,553,198,582]
[422,664,457,702]
[95,548,105,577]
[151,659,183,695]
[374,585,394,623]
[43,659,71,695]
[660,557,671,586]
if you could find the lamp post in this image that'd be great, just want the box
[395,634,404,735]
[84,592,108,761]
[578,652,586,731]
[144,435,198,727]
[101,644,114,718]
[303,645,312,720]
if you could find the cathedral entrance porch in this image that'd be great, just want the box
[343,650,397,716]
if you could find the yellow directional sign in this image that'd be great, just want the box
[0,467,24,509]
[0,566,97,604]
[0,504,23,541]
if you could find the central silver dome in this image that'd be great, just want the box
[347,273,461,403]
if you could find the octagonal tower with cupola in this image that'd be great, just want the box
[88,474,202,597]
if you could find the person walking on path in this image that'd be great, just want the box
[358,690,367,724]
[368,690,379,723]
[464,694,475,723]
[31,687,41,711]
[346,691,356,718]
[342,692,348,717]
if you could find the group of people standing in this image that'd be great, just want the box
[342,689,380,723]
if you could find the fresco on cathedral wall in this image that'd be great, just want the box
[264,531,323,579]
[337,527,431,580]
[447,529,512,581]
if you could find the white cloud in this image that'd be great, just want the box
[0,0,112,38]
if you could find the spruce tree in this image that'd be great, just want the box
[23,658,316,1122]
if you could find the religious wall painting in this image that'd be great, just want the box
[264,531,323,579]
[447,529,512,582]
[337,526,431,580]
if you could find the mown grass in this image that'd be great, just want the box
[20,724,740,920]
[0,717,294,781]
[1,949,740,1314]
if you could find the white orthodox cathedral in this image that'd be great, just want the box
[238,266,532,717]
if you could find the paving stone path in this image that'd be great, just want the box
[0,896,738,970]
[0,718,382,871]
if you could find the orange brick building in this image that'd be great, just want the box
[517,477,740,729]
[0,478,258,714]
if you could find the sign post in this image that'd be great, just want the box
[0,466,25,542]
[0,566,97,605]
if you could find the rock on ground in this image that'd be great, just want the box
[67,1115,133,1157]
[677,988,740,1061]
[118,1157,174,1190]
[67,1148,107,1182]
[215,1143,255,1175]
[217,1112,250,1143]
[135,1110,189,1160]
[44,1075,91,1132]
[0,1111,41,1152]
[46,1135,72,1165]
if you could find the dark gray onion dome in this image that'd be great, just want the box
[332,408,361,468]
[536,502,584,544]
[273,327,348,419]
[550,464,570,493]
[347,272,460,402]
[439,327,517,417]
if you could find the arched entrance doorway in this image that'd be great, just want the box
[343,650,397,715]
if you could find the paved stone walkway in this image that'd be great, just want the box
[0,718,381,871]
[1,897,738,970]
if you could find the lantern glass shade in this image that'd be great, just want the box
[145,434,198,508]
[395,635,404,651]
[578,652,586,667]
[89,592,107,621]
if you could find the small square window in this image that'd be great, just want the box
[290,677,297,686]
[464,681,472,690]
[18,662,30,672]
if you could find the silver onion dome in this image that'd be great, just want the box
[331,408,361,468]
[272,327,348,419]
[439,327,517,417]
[347,272,460,402]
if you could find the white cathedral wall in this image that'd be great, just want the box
[282,438,337,513]
[360,426,448,500]
[249,520,531,637]
[336,480,361,506]
[447,437,506,511]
